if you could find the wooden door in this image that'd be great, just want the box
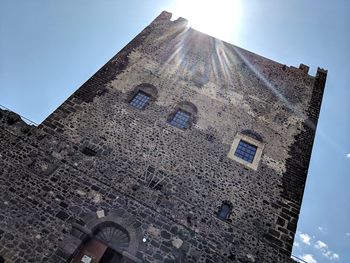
[72,239,108,263]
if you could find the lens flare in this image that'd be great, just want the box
[170,0,242,42]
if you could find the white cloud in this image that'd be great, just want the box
[297,232,339,261]
[315,240,328,250]
[332,254,339,260]
[347,153,350,158]
[313,240,339,260]
[346,232,350,236]
[322,251,339,260]
[333,254,339,260]
[317,226,327,233]
[301,254,317,263]
[300,233,312,245]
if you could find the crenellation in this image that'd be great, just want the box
[299,63,310,74]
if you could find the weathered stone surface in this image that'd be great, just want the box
[0,11,326,263]
[148,225,161,237]
[171,237,183,249]
[96,210,105,218]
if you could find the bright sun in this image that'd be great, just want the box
[170,0,242,42]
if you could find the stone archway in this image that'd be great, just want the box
[71,222,131,263]
[55,210,143,263]
[94,222,130,251]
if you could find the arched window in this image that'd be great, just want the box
[168,101,198,130]
[129,91,151,109]
[128,83,158,110]
[240,129,264,142]
[170,109,191,129]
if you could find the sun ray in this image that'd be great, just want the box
[170,0,242,42]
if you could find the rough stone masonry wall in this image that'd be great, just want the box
[0,11,326,263]
[0,112,295,263]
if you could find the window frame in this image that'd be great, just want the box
[129,91,151,110]
[217,201,233,221]
[169,109,191,129]
[234,140,257,163]
[167,101,198,130]
[227,133,264,170]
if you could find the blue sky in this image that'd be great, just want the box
[1,1,349,262]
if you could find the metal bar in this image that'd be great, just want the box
[0,104,39,126]
[291,255,308,263]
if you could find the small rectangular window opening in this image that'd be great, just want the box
[234,140,257,163]
[170,110,190,129]
[130,91,150,109]
[218,203,231,220]
[82,147,97,156]
[149,180,163,191]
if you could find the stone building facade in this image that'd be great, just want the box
[0,11,327,263]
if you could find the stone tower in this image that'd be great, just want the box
[0,11,327,263]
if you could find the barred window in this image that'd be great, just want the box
[234,140,257,163]
[170,110,191,129]
[129,91,150,109]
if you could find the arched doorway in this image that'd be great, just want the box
[72,222,130,263]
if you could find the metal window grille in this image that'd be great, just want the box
[234,140,257,163]
[170,110,190,129]
[130,91,150,109]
